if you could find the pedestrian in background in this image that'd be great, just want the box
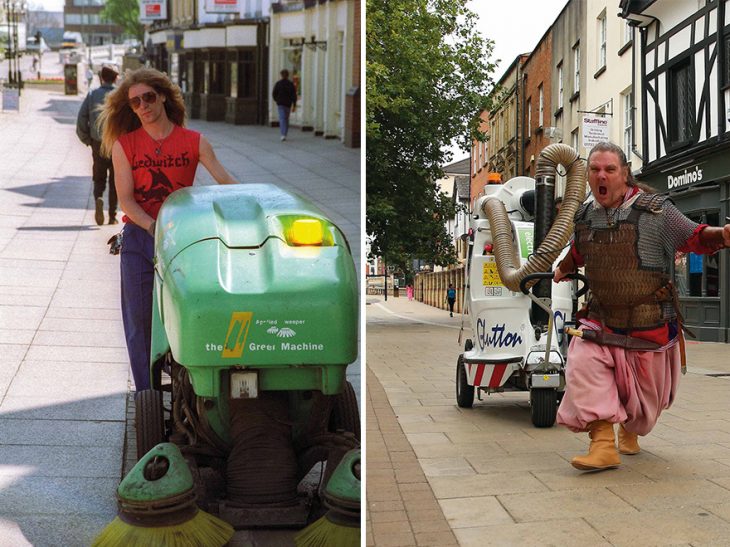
[406,284,414,301]
[554,141,730,472]
[76,65,119,225]
[97,67,239,392]
[272,69,297,142]
[446,283,456,317]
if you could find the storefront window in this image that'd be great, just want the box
[240,50,255,98]
[210,51,225,95]
[283,41,303,108]
[675,210,720,297]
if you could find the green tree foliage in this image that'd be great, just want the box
[367,0,496,277]
[101,0,144,41]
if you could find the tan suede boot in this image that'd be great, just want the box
[618,423,640,455]
[571,420,621,471]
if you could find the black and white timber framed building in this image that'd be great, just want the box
[621,0,730,342]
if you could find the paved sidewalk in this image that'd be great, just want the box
[367,295,730,546]
[0,87,360,546]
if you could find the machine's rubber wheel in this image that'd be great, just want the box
[135,389,165,459]
[530,388,557,428]
[330,381,360,440]
[456,355,474,408]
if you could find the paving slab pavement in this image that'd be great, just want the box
[0,86,360,546]
[366,295,730,546]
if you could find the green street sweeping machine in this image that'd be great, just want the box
[135,183,360,529]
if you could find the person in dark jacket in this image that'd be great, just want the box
[272,69,297,142]
[76,65,119,225]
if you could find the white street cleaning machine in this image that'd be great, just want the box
[456,144,587,427]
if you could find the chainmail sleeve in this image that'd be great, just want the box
[661,200,700,251]
[634,196,700,271]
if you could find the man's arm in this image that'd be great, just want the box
[199,136,238,185]
[76,94,92,146]
[112,141,155,233]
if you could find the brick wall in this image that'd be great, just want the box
[522,31,553,176]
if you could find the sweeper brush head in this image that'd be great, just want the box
[295,448,360,547]
[92,443,234,547]
[91,508,234,547]
[294,513,360,547]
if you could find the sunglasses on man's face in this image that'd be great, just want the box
[128,91,158,110]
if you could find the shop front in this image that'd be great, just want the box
[224,23,268,125]
[637,147,730,342]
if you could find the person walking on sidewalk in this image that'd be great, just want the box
[98,67,239,392]
[554,141,730,472]
[272,69,297,142]
[446,284,456,317]
[76,65,119,225]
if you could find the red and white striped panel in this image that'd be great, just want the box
[466,362,511,388]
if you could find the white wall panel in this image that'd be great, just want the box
[227,25,257,47]
[668,26,690,59]
[281,12,305,36]
[198,28,226,47]
[709,58,718,140]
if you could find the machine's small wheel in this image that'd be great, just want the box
[456,355,474,408]
[330,381,360,440]
[465,339,473,352]
[135,389,165,459]
[530,388,557,428]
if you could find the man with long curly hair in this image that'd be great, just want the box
[98,67,238,392]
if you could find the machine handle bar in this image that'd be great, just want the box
[519,272,589,298]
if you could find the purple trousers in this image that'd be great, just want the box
[120,222,154,391]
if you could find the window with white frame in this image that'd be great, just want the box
[623,20,632,46]
[557,63,564,107]
[538,84,544,128]
[623,89,633,159]
[573,43,580,94]
[598,11,607,69]
[526,98,532,137]
[571,128,579,153]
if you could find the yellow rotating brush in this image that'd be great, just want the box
[295,448,361,547]
[92,443,234,547]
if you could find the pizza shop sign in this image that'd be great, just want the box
[667,165,703,190]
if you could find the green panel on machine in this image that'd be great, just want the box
[152,184,358,397]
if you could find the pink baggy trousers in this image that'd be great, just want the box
[556,336,682,436]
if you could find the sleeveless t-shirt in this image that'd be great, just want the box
[118,125,200,221]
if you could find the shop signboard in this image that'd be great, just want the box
[582,114,610,149]
[2,88,19,111]
[139,0,167,21]
[205,0,239,13]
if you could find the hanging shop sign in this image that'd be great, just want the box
[139,0,167,21]
[581,115,610,148]
[204,0,239,14]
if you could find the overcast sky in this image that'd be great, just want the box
[31,0,63,12]
[448,0,568,159]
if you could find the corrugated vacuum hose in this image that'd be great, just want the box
[482,143,586,291]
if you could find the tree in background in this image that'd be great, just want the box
[101,0,144,42]
[366,0,496,278]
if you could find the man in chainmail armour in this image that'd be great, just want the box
[554,142,730,472]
